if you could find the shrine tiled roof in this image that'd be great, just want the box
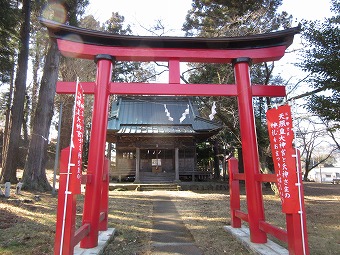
[107,96,221,136]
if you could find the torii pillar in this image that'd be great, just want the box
[81,54,114,247]
[233,57,266,242]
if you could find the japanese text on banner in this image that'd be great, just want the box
[70,82,84,194]
[266,105,299,213]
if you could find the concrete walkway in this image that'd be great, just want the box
[73,228,115,255]
[224,226,289,255]
[150,196,203,255]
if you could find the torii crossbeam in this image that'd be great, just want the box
[41,18,304,254]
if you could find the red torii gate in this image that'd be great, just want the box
[41,19,307,254]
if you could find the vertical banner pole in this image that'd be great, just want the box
[294,150,308,254]
[54,147,77,255]
[81,55,114,248]
[59,78,81,255]
[233,58,267,243]
[291,101,309,255]
[285,150,309,255]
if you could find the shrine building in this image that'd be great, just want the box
[106,96,221,183]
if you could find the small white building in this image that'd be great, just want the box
[308,167,340,183]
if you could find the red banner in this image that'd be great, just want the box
[70,82,85,194]
[266,105,299,213]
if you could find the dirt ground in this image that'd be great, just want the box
[0,181,339,255]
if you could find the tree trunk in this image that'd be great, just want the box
[23,93,30,144]
[1,58,15,173]
[237,148,244,173]
[213,139,220,179]
[58,57,79,151]
[30,48,41,133]
[1,0,31,183]
[22,40,60,191]
[59,95,75,150]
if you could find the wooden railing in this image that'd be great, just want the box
[228,157,309,255]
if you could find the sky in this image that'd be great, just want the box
[85,0,192,36]
[85,0,333,35]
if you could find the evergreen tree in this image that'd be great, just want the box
[0,1,20,172]
[300,0,340,125]
[1,0,31,183]
[28,1,50,133]
[0,0,19,84]
[182,0,292,177]
[22,0,89,191]
[22,41,60,191]
[53,0,89,152]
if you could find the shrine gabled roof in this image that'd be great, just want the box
[41,18,300,51]
[107,96,221,136]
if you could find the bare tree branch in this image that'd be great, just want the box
[287,77,336,102]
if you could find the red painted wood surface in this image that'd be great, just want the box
[99,158,109,231]
[54,147,77,255]
[57,39,288,63]
[80,56,113,248]
[228,157,242,228]
[56,82,286,97]
[234,59,267,243]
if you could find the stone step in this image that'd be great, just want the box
[140,180,174,184]
[137,184,180,191]
[140,172,175,176]
[139,172,175,183]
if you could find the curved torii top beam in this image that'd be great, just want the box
[40,18,300,64]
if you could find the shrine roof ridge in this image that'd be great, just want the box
[40,18,300,50]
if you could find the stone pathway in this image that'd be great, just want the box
[150,196,203,255]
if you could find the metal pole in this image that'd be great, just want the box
[53,103,63,196]
[319,165,322,183]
